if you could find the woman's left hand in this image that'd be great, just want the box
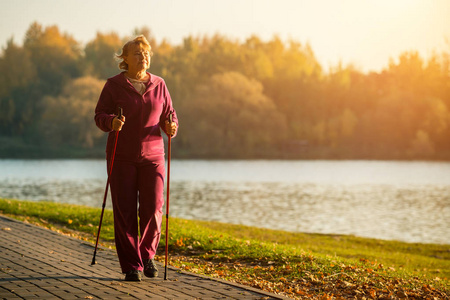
[165,120,177,137]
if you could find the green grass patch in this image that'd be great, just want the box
[0,198,448,299]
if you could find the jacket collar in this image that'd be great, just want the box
[109,72,163,94]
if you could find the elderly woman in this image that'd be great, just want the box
[94,35,178,282]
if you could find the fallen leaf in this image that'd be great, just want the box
[343,281,354,287]
[295,289,306,295]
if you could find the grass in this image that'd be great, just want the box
[0,198,448,299]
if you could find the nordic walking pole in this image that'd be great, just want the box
[91,107,122,265]
[164,112,173,280]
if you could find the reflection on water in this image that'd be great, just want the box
[170,181,450,244]
[1,159,449,244]
[1,178,108,208]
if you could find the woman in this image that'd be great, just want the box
[94,35,178,282]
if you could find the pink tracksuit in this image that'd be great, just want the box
[94,72,178,273]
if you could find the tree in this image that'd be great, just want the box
[241,35,273,81]
[262,38,323,141]
[149,38,174,79]
[409,130,435,157]
[39,76,106,148]
[0,39,37,135]
[0,39,36,98]
[182,72,287,157]
[2,21,450,159]
[84,32,122,79]
[165,36,202,102]
[23,22,83,96]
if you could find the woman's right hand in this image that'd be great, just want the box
[112,115,125,131]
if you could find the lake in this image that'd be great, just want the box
[0,159,449,244]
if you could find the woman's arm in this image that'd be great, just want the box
[159,83,179,137]
[94,82,117,132]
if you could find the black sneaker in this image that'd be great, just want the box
[124,270,142,282]
[144,258,158,278]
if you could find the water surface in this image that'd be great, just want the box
[1,159,449,244]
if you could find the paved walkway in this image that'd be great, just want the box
[0,215,288,299]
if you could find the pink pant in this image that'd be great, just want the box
[109,159,165,273]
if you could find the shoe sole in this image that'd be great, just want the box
[143,271,158,278]
[124,271,142,282]
[124,277,142,282]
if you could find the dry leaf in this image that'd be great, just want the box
[343,281,354,287]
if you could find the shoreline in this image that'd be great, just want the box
[0,198,448,299]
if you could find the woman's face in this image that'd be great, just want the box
[125,43,151,72]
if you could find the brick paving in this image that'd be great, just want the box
[0,215,288,299]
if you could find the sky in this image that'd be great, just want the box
[1,0,449,73]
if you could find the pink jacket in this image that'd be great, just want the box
[95,72,178,162]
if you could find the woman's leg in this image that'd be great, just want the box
[137,159,165,261]
[109,160,143,273]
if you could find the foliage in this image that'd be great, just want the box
[84,32,123,79]
[180,71,288,157]
[1,22,450,159]
[1,22,82,139]
[23,22,83,95]
[0,198,448,299]
[39,76,106,148]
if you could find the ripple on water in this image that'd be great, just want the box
[169,181,450,244]
[0,178,448,244]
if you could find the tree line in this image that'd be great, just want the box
[1,22,449,159]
